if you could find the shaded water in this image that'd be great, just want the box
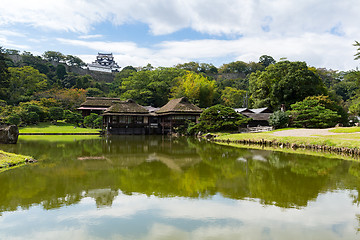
[0,135,360,239]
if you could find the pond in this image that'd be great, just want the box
[0,135,360,239]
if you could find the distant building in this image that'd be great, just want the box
[234,107,272,126]
[87,53,120,73]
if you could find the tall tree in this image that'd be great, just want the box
[354,41,360,60]
[259,55,276,68]
[0,47,10,100]
[249,61,327,109]
[43,51,65,62]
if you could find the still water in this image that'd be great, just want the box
[0,135,360,239]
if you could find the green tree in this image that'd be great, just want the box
[6,114,21,126]
[288,97,341,128]
[249,61,327,109]
[65,55,85,67]
[259,55,276,68]
[354,41,360,60]
[56,64,67,80]
[121,67,186,107]
[220,87,247,107]
[7,66,48,104]
[172,71,217,107]
[269,111,289,129]
[49,107,64,123]
[190,104,250,133]
[0,47,10,100]
[84,113,102,128]
[43,51,65,62]
[64,110,83,125]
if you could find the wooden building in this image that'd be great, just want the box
[156,97,203,134]
[102,99,152,135]
[78,97,120,117]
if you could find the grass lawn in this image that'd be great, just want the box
[19,121,101,134]
[0,150,33,173]
[215,129,360,149]
[329,127,360,133]
[19,135,101,142]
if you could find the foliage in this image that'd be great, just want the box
[249,61,327,109]
[175,62,218,74]
[190,105,250,134]
[219,60,264,74]
[0,47,10,100]
[6,114,21,126]
[36,88,87,110]
[64,110,83,125]
[65,55,85,67]
[7,66,48,104]
[172,71,217,108]
[220,87,246,107]
[56,64,67,80]
[49,107,64,122]
[84,113,102,128]
[43,51,65,62]
[86,87,104,97]
[259,55,276,68]
[354,41,360,60]
[269,111,289,129]
[120,67,187,107]
[288,96,341,128]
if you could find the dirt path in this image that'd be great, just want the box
[271,128,341,137]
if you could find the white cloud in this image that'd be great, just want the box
[78,35,103,39]
[62,33,359,70]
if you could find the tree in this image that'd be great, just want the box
[0,47,10,100]
[249,61,327,109]
[269,111,289,129]
[120,67,187,107]
[259,55,276,68]
[84,113,102,128]
[288,97,341,128]
[64,110,83,125]
[43,51,65,62]
[7,66,48,104]
[65,55,85,67]
[56,64,67,80]
[189,105,250,133]
[49,107,64,123]
[220,87,247,107]
[354,41,360,60]
[171,71,217,108]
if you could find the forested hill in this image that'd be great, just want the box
[1,47,360,127]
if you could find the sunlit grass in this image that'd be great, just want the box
[0,150,32,173]
[19,121,101,134]
[329,127,360,133]
[19,135,101,142]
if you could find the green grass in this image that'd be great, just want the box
[19,135,101,142]
[0,150,33,173]
[19,121,101,134]
[329,127,360,133]
[215,129,360,148]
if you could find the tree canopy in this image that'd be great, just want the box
[249,61,327,109]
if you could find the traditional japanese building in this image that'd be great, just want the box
[156,97,203,134]
[78,97,120,116]
[87,53,120,73]
[102,99,152,135]
[99,97,202,135]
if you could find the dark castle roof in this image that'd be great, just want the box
[156,97,202,114]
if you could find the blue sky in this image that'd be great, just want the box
[0,0,360,70]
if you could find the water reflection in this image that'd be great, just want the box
[0,136,360,239]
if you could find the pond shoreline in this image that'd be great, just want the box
[0,150,35,173]
[20,133,100,135]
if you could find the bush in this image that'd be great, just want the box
[84,113,102,128]
[6,114,21,126]
[269,111,289,129]
[49,107,64,122]
[22,112,40,124]
[64,110,83,125]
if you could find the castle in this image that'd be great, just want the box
[87,53,120,73]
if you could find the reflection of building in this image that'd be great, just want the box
[87,53,120,73]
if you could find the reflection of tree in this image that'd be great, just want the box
[0,136,359,214]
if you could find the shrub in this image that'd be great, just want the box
[64,110,83,125]
[49,107,64,122]
[6,114,21,126]
[269,111,289,129]
[84,113,102,128]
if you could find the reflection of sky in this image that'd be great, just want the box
[0,191,358,240]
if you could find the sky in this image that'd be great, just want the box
[0,0,360,71]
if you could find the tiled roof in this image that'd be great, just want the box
[156,97,202,114]
[242,113,272,121]
[249,107,272,114]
